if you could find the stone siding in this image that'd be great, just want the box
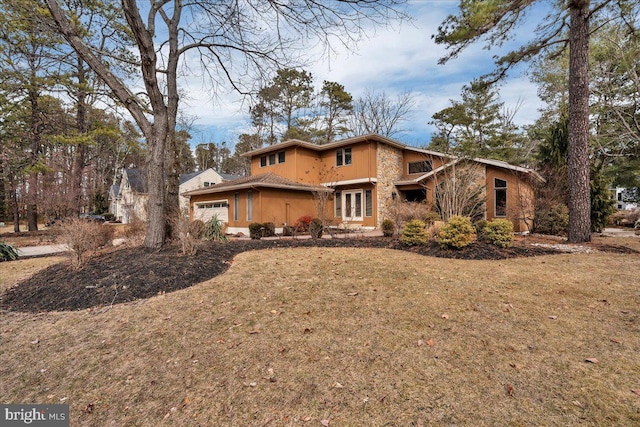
[376,143,404,227]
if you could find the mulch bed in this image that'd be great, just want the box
[1,236,635,313]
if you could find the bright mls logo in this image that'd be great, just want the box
[1,405,69,426]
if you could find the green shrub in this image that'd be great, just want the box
[189,219,206,239]
[534,203,568,236]
[483,219,514,248]
[400,219,429,246]
[0,242,19,262]
[204,216,228,242]
[263,222,276,237]
[474,219,489,239]
[437,216,475,249]
[309,218,323,239]
[248,222,263,240]
[381,219,395,237]
[282,225,295,236]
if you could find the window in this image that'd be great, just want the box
[343,190,363,221]
[268,153,276,165]
[336,147,352,166]
[234,193,239,221]
[408,160,432,174]
[247,191,253,221]
[494,178,507,217]
[278,151,286,163]
[198,201,227,209]
[334,192,341,217]
[260,156,267,167]
[365,190,373,217]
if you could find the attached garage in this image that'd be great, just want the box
[193,200,229,222]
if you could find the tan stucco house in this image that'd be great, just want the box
[183,134,543,234]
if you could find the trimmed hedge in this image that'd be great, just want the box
[483,219,514,248]
[400,219,429,246]
[437,216,475,249]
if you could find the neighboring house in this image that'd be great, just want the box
[179,168,240,216]
[118,168,148,224]
[184,134,544,234]
[108,184,121,220]
[110,167,238,223]
[611,187,639,211]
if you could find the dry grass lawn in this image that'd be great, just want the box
[1,245,639,426]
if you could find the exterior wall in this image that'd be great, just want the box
[331,183,377,229]
[402,151,447,178]
[251,146,322,184]
[376,143,404,226]
[318,141,377,183]
[485,166,534,232]
[179,169,224,213]
[190,188,318,234]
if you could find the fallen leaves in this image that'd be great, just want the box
[585,358,599,364]
[631,389,640,397]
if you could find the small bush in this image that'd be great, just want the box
[400,219,429,246]
[175,216,199,255]
[474,220,489,239]
[427,221,444,241]
[294,215,313,232]
[282,225,295,236]
[381,219,395,237]
[534,203,569,236]
[103,213,115,222]
[422,211,442,226]
[124,216,146,240]
[482,219,514,248]
[0,242,19,262]
[437,216,475,249]
[188,220,206,239]
[249,223,264,240]
[203,216,228,242]
[263,222,276,237]
[58,217,113,269]
[309,218,323,239]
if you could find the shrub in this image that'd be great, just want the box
[282,225,295,236]
[400,219,429,246]
[175,216,199,255]
[188,219,206,239]
[0,242,19,262]
[203,216,228,242]
[422,211,442,226]
[294,215,313,232]
[309,218,323,239]
[58,217,113,269]
[474,220,489,239]
[482,219,514,248]
[426,221,444,241]
[249,222,264,240]
[263,222,276,237]
[381,219,395,237]
[103,213,115,222]
[437,216,475,249]
[124,216,146,240]
[534,203,568,236]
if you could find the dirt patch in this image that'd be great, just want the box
[1,236,635,313]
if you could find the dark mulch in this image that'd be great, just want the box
[0,236,631,313]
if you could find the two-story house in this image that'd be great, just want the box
[183,134,543,234]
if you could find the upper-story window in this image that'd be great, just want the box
[336,147,352,166]
[408,160,432,174]
[260,151,286,167]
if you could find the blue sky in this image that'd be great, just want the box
[180,1,548,149]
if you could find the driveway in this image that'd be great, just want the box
[16,244,69,257]
[598,227,639,238]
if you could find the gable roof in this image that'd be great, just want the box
[182,172,332,196]
[395,157,545,186]
[179,170,204,185]
[124,168,146,193]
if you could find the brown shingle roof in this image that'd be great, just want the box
[181,173,332,196]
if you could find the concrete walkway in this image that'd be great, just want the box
[16,244,69,258]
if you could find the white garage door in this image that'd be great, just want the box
[194,201,229,223]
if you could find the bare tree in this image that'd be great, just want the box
[348,89,414,138]
[430,159,486,222]
[45,0,407,249]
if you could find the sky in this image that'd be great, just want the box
[179,1,549,149]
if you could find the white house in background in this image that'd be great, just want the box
[118,168,148,224]
[180,168,240,220]
[612,187,639,211]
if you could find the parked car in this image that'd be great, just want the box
[79,213,106,223]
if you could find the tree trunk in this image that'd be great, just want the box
[27,88,40,231]
[72,55,88,215]
[144,120,168,249]
[567,0,591,243]
[11,187,20,233]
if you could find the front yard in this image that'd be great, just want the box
[1,237,639,425]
